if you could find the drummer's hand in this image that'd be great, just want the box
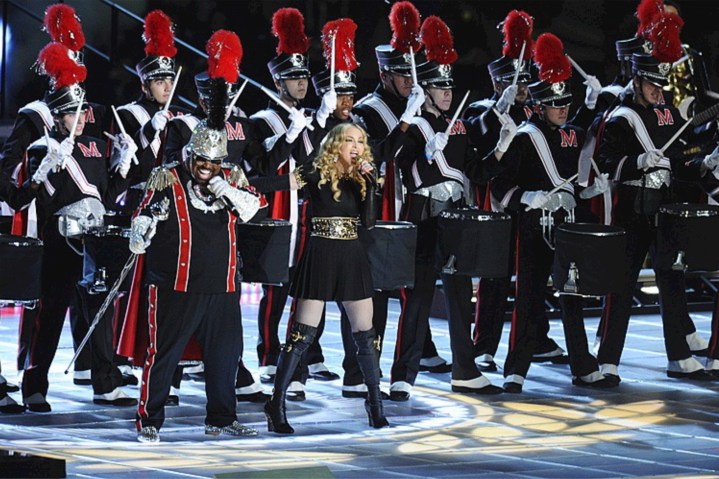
[58,137,75,169]
[425,132,448,162]
[151,110,171,132]
[702,145,719,173]
[520,190,550,209]
[32,152,61,184]
[579,173,610,199]
[583,75,602,110]
[129,215,155,254]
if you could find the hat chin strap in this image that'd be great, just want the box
[424,87,450,120]
[279,80,302,107]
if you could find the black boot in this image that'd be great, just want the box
[353,328,389,429]
[264,323,317,434]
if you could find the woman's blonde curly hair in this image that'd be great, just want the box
[314,123,375,202]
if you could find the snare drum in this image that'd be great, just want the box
[0,234,43,301]
[552,223,627,296]
[655,203,719,272]
[435,208,512,277]
[82,226,132,294]
[236,219,292,284]
[359,221,417,290]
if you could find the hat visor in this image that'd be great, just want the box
[638,73,668,88]
[422,79,454,89]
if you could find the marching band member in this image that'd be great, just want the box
[391,16,503,400]
[21,41,138,412]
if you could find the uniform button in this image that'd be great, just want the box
[183,240,188,243]
[180,218,186,222]
[181,262,186,266]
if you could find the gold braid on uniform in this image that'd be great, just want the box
[224,163,249,188]
[145,165,178,191]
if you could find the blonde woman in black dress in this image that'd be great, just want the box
[264,123,389,433]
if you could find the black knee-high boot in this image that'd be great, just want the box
[264,323,317,433]
[353,328,389,428]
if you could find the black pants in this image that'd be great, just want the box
[136,287,242,430]
[22,221,88,399]
[597,203,693,367]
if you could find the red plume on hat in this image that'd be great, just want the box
[143,10,177,58]
[648,11,683,63]
[37,42,87,89]
[636,0,664,38]
[322,19,358,72]
[271,8,309,55]
[389,1,422,54]
[206,30,242,84]
[501,10,534,60]
[419,16,458,65]
[533,33,571,83]
[43,4,85,52]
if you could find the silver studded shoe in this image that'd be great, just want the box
[137,426,160,443]
[205,420,258,437]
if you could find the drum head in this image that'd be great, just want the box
[552,223,627,296]
[0,234,43,301]
[655,203,719,271]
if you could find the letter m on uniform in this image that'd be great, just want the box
[226,122,246,141]
[654,109,674,126]
[559,130,578,147]
[77,141,102,157]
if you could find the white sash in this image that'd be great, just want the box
[411,117,465,187]
[520,123,575,194]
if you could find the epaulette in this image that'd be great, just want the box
[224,164,249,188]
[145,164,178,191]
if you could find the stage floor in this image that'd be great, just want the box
[1,285,719,479]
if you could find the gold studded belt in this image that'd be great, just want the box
[311,216,359,240]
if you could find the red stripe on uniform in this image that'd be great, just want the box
[136,285,158,430]
[172,171,191,291]
[226,214,237,292]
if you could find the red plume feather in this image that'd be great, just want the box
[389,1,421,54]
[649,11,683,63]
[43,4,85,52]
[420,16,458,65]
[206,30,242,83]
[636,0,664,37]
[37,42,87,89]
[271,8,309,55]
[322,19,358,72]
[501,10,534,60]
[533,33,571,83]
[143,10,177,58]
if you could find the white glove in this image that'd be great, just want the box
[495,85,518,115]
[637,149,664,170]
[208,176,261,222]
[315,90,337,129]
[424,132,449,161]
[150,109,171,132]
[400,84,425,124]
[579,172,610,199]
[32,153,61,184]
[57,137,74,169]
[702,145,719,172]
[583,75,602,109]
[520,190,550,210]
[495,118,518,153]
[129,215,155,254]
[285,108,309,144]
[112,133,139,178]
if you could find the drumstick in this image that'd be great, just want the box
[103,131,119,142]
[240,73,314,131]
[445,90,471,136]
[659,117,694,154]
[567,55,589,81]
[524,173,579,212]
[225,79,249,121]
[511,41,527,87]
[410,45,418,86]
[163,65,182,113]
[330,33,336,92]
[67,91,85,144]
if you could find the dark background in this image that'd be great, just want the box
[2,0,719,121]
